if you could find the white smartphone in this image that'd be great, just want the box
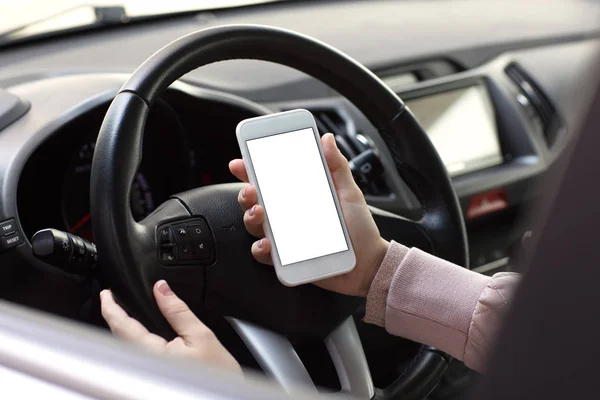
[236,109,356,286]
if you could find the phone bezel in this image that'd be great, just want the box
[236,109,356,286]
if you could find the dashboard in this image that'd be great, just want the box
[15,89,261,242]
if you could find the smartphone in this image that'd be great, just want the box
[236,109,356,286]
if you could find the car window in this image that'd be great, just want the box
[0,0,282,43]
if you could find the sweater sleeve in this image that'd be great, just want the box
[364,241,520,373]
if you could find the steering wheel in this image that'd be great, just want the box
[91,25,468,399]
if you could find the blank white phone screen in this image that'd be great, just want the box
[247,128,348,266]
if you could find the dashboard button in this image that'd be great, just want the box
[0,231,23,251]
[467,189,508,220]
[0,219,16,236]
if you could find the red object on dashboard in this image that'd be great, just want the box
[467,189,508,220]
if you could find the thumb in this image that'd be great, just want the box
[154,280,211,343]
[321,133,363,201]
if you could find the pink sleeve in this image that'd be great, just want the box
[364,241,520,373]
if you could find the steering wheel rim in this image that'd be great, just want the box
[91,24,467,399]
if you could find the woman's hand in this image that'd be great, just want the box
[100,280,242,376]
[229,133,389,298]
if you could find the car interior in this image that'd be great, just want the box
[1,0,599,399]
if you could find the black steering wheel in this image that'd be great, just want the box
[91,25,468,399]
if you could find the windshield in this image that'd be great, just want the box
[1,0,281,43]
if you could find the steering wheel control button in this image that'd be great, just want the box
[158,227,174,246]
[0,219,17,236]
[0,231,23,251]
[178,243,193,260]
[172,224,190,241]
[157,218,215,265]
[187,222,213,260]
[161,248,177,263]
[188,223,208,240]
[193,241,212,260]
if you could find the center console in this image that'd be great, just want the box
[270,58,563,275]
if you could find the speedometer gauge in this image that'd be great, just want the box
[61,141,155,241]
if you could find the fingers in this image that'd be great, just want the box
[153,280,213,345]
[321,133,363,202]
[228,159,248,183]
[238,185,265,237]
[100,290,166,349]
[237,184,258,211]
[244,205,265,237]
[251,238,273,265]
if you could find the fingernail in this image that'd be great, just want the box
[156,280,173,296]
[249,205,256,216]
[242,186,247,198]
[257,239,264,249]
[99,289,107,298]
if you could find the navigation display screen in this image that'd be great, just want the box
[405,84,503,176]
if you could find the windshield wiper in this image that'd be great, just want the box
[0,5,128,46]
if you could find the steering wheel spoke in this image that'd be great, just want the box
[370,205,432,253]
[229,316,374,398]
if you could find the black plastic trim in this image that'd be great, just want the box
[505,62,565,147]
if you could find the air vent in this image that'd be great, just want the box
[311,109,347,137]
[506,63,562,146]
[309,108,358,160]
[303,107,390,196]
[376,60,463,91]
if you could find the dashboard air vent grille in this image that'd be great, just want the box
[303,107,390,197]
[506,63,562,146]
[310,109,357,160]
[312,109,347,137]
